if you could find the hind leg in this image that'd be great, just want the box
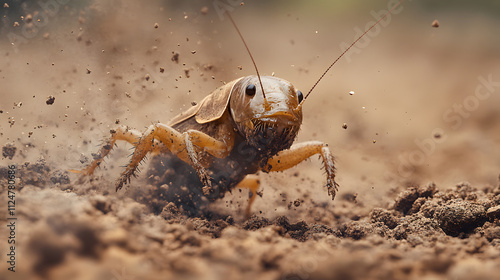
[235,174,261,218]
[70,125,167,176]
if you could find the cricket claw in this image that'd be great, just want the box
[327,180,339,200]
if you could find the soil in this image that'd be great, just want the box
[1,158,499,280]
[1,1,500,280]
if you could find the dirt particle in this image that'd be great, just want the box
[191,50,196,54]
[191,101,197,106]
[486,205,500,219]
[145,74,151,81]
[50,170,70,185]
[8,117,15,127]
[243,216,271,230]
[13,22,19,27]
[293,199,301,207]
[3,3,9,8]
[274,216,309,241]
[171,52,179,63]
[434,199,487,236]
[431,19,440,28]
[2,143,16,160]
[200,6,208,14]
[393,185,436,214]
[409,197,427,213]
[342,192,358,202]
[86,68,91,74]
[25,14,33,23]
[342,123,348,129]
[154,22,159,29]
[237,65,243,70]
[90,196,112,214]
[159,67,165,73]
[370,208,399,229]
[46,95,55,105]
[339,221,372,240]
[184,69,190,78]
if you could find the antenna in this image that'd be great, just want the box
[226,11,267,100]
[303,0,404,102]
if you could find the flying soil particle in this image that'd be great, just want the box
[171,52,179,63]
[2,143,17,160]
[293,199,301,207]
[25,14,33,23]
[431,20,440,28]
[46,95,55,105]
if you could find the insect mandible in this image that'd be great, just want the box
[72,3,402,216]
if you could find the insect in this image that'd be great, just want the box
[72,4,402,216]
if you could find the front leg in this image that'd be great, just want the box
[183,129,234,194]
[261,141,338,200]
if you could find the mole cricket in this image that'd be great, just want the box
[72,4,402,216]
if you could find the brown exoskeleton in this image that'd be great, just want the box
[74,75,336,216]
[73,4,402,216]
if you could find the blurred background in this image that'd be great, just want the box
[1,0,499,210]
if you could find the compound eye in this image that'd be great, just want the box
[297,90,303,103]
[246,84,256,96]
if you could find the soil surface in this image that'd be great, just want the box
[1,157,500,280]
[1,1,500,280]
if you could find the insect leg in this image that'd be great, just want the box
[261,141,338,200]
[184,129,235,193]
[235,174,260,218]
[116,123,191,191]
[185,129,234,158]
[116,124,234,192]
[69,125,142,175]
